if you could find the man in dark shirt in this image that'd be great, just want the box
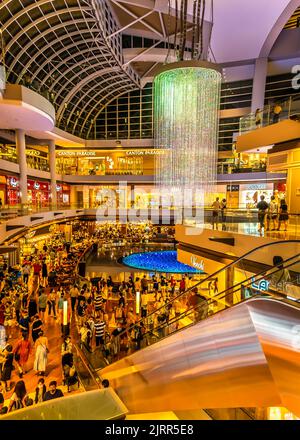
[19,310,30,333]
[43,381,64,401]
[257,195,269,231]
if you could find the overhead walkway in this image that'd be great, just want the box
[237,94,300,152]
[79,240,300,417]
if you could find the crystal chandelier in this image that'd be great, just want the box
[154,60,221,207]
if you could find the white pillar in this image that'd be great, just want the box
[251,58,268,112]
[15,129,27,206]
[48,139,57,208]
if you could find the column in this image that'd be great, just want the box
[15,129,27,207]
[251,58,268,113]
[48,139,57,209]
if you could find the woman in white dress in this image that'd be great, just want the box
[33,331,49,376]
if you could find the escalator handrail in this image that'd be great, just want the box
[111,239,300,343]
[73,343,102,390]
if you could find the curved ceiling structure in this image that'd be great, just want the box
[0,0,140,138]
[0,0,299,140]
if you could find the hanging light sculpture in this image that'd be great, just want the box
[154,60,221,207]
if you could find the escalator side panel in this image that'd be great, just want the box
[100,299,285,413]
[248,300,300,417]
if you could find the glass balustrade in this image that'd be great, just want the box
[239,94,300,134]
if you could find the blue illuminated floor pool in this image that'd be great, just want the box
[122,251,203,274]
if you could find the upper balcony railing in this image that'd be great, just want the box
[217,162,266,174]
[239,94,300,135]
[56,166,154,177]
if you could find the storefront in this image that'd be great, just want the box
[27,180,51,208]
[56,183,71,206]
[226,184,240,209]
[0,175,7,205]
[7,176,20,206]
[55,149,160,176]
[239,183,277,209]
[26,147,49,172]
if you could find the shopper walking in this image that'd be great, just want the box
[0,344,13,391]
[211,197,220,230]
[266,195,278,231]
[277,199,289,231]
[31,314,43,343]
[28,293,38,319]
[41,259,48,287]
[69,285,79,313]
[33,330,49,376]
[220,198,227,230]
[257,195,269,232]
[94,316,106,347]
[22,264,30,285]
[47,290,57,319]
[38,289,47,321]
[13,332,31,378]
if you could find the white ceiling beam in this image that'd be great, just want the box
[158,11,166,37]
[111,0,154,9]
[122,40,164,66]
[111,0,164,38]
[107,9,154,38]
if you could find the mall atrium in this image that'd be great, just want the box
[0,0,300,421]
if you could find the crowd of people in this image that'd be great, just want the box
[0,221,212,414]
[210,195,289,234]
[0,224,97,413]
[256,195,289,232]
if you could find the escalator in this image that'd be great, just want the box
[80,240,300,417]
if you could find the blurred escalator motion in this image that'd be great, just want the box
[78,240,300,418]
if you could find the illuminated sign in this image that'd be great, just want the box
[26,150,40,157]
[125,150,166,156]
[251,277,270,291]
[57,151,96,157]
[244,184,267,191]
[190,255,204,271]
[33,182,40,190]
[56,185,62,191]
[9,177,18,187]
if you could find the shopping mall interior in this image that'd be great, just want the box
[0,0,300,422]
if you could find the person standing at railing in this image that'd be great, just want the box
[266,195,278,231]
[257,195,269,233]
[272,103,282,124]
[211,197,220,230]
[255,108,262,128]
[220,198,227,231]
[277,199,289,232]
